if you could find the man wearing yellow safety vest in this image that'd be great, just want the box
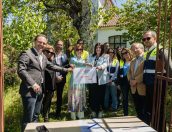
[142,30,159,125]
[142,30,172,126]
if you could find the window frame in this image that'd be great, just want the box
[108,35,127,48]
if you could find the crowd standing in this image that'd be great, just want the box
[18,30,172,132]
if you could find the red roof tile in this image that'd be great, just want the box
[99,15,119,27]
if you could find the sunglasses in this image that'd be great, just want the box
[142,37,151,42]
[44,50,54,55]
[76,49,83,51]
[121,52,128,55]
[108,51,114,54]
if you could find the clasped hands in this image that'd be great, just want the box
[130,79,137,87]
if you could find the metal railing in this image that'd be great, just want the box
[151,0,172,131]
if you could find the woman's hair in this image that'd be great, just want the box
[107,48,116,58]
[92,43,104,57]
[43,44,55,54]
[114,48,121,61]
[107,48,116,54]
[74,43,83,52]
[121,48,133,62]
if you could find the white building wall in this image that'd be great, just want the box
[95,27,130,48]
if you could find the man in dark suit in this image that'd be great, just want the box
[54,40,69,117]
[17,34,72,132]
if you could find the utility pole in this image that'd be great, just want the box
[0,0,4,131]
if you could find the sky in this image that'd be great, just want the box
[112,0,127,7]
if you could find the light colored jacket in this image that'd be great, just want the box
[88,54,109,85]
[127,57,146,96]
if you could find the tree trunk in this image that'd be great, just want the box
[78,0,94,51]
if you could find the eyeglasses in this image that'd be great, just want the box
[142,37,151,42]
[44,50,54,55]
[76,49,83,51]
[108,51,114,54]
[121,52,128,55]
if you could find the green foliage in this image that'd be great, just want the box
[117,0,172,44]
[100,6,119,24]
[44,11,79,47]
[3,1,46,52]
[117,0,158,43]
[3,46,20,87]
[4,86,22,132]
[3,1,47,87]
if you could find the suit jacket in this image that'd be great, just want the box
[127,57,146,96]
[18,48,66,97]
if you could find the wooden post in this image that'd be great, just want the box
[0,0,4,131]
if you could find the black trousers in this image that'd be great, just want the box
[117,86,121,108]
[145,84,154,125]
[132,91,146,122]
[42,90,54,119]
[120,83,129,116]
[88,83,106,113]
[56,81,66,115]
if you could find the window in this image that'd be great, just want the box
[108,35,127,48]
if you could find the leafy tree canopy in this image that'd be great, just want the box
[117,0,172,44]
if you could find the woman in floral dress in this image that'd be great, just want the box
[68,44,88,120]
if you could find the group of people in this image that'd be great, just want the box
[18,30,172,132]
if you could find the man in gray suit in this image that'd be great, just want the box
[17,34,72,132]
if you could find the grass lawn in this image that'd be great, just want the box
[4,86,23,132]
[4,82,136,132]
